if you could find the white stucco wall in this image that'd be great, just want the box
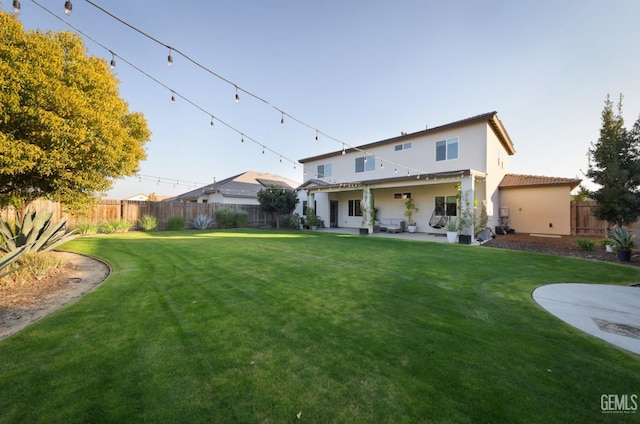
[499,186,572,235]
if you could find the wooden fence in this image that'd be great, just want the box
[570,200,609,236]
[0,199,273,230]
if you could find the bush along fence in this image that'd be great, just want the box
[0,199,289,231]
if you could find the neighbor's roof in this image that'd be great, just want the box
[298,111,515,163]
[499,174,581,189]
[176,171,300,201]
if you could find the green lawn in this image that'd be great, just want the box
[1,229,639,423]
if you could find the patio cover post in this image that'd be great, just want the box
[460,176,476,236]
[362,186,373,234]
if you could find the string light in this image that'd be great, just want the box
[235,86,240,103]
[210,116,215,127]
[241,134,244,143]
[109,51,116,69]
[167,48,173,67]
[315,130,319,143]
[79,0,433,183]
[64,1,72,15]
[29,1,437,192]
[12,0,21,14]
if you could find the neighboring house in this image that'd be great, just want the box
[125,193,151,201]
[175,171,301,205]
[125,193,173,201]
[297,111,578,235]
[498,174,581,235]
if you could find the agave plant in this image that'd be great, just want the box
[190,214,212,230]
[0,209,77,254]
[0,244,30,278]
[610,227,634,251]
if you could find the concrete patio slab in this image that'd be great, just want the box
[532,283,640,355]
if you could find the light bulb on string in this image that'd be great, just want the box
[170,92,176,103]
[280,112,285,126]
[380,162,384,169]
[262,146,265,154]
[240,134,244,143]
[109,52,116,69]
[235,86,240,103]
[167,48,173,67]
[210,116,215,127]
[64,1,72,15]
[12,0,21,14]
[342,144,346,155]
[315,130,319,143]
[394,166,398,174]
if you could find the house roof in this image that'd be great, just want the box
[499,174,581,189]
[298,111,515,163]
[298,169,477,191]
[176,171,300,201]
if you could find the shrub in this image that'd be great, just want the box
[190,215,212,230]
[216,208,237,229]
[167,216,186,231]
[0,208,76,254]
[74,222,98,235]
[575,238,595,251]
[139,215,158,232]
[99,219,131,234]
[235,210,249,228]
[98,221,117,234]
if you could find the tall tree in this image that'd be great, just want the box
[586,94,640,227]
[0,12,151,213]
[257,186,299,229]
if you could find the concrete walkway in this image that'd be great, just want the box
[532,283,640,355]
[316,227,477,244]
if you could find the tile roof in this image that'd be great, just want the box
[176,171,299,201]
[499,174,581,189]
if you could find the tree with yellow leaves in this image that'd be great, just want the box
[0,12,151,213]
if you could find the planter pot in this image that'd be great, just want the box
[446,231,458,243]
[311,225,318,231]
[617,249,631,262]
[407,225,417,233]
[458,234,472,245]
[359,228,369,235]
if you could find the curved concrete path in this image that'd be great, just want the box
[532,283,640,355]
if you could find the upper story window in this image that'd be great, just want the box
[355,155,375,173]
[394,142,412,151]
[436,138,458,161]
[317,163,332,178]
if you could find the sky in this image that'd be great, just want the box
[6,0,640,199]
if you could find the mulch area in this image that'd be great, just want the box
[481,233,640,267]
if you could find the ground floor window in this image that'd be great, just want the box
[348,199,362,216]
[435,195,457,216]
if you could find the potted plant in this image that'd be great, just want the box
[457,189,477,244]
[444,218,458,243]
[404,198,419,233]
[610,227,634,262]
[306,208,322,230]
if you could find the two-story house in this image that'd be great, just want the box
[297,112,516,235]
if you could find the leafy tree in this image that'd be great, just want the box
[586,94,640,227]
[0,13,151,213]
[571,185,591,201]
[257,186,299,229]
